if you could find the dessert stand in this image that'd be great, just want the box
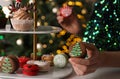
[0,64,72,79]
[0,25,73,79]
[0,0,73,79]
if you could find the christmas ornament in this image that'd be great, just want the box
[60,5,72,18]
[18,56,30,68]
[23,64,39,76]
[53,54,68,68]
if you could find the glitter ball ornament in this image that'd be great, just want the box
[60,5,72,18]
[53,54,68,68]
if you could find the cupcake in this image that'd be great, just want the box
[41,54,54,66]
[0,57,4,71]
[69,42,87,58]
[0,5,7,29]
[9,0,34,31]
[1,56,19,74]
[11,7,33,31]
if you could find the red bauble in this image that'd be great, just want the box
[18,56,30,68]
[16,0,22,2]
[60,5,72,18]
[23,64,39,76]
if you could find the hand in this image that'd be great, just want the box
[56,11,80,34]
[69,42,102,75]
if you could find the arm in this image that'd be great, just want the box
[100,51,120,67]
[69,42,120,76]
[57,11,80,35]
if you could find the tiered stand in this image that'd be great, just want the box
[0,64,72,79]
[0,0,73,79]
[0,25,73,79]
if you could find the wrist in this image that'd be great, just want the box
[98,51,107,67]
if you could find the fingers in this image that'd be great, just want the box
[72,62,81,75]
[81,42,99,58]
[69,57,96,66]
[57,11,60,16]
[82,42,97,51]
[57,16,64,24]
[71,61,85,76]
[56,10,65,24]
[86,46,99,59]
[70,60,97,76]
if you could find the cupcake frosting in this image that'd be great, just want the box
[12,7,32,20]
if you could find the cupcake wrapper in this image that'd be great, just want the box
[11,19,34,31]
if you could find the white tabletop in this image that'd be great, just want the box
[66,67,120,79]
[0,64,120,79]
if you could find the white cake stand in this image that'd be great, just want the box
[0,64,73,79]
[0,0,72,78]
[0,25,62,34]
[0,25,73,79]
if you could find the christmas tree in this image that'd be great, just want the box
[83,0,120,51]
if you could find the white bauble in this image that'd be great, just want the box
[53,54,68,68]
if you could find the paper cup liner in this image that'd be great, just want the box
[11,19,34,31]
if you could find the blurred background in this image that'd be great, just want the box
[0,0,94,57]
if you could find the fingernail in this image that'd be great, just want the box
[69,58,72,62]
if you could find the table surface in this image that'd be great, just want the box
[66,67,120,79]
[0,65,120,79]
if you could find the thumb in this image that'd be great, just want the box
[86,48,93,59]
[82,42,97,59]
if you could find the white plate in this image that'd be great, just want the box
[0,25,62,34]
[0,64,73,79]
